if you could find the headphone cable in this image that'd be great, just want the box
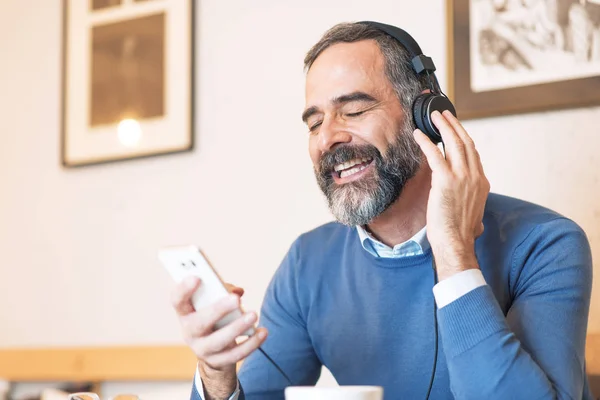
[258,347,294,386]
[425,258,439,400]
[425,138,445,400]
[257,254,444,396]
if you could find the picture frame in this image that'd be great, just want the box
[61,0,195,167]
[447,0,600,120]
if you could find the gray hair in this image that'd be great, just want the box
[303,22,428,119]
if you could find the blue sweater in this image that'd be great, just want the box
[191,193,594,399]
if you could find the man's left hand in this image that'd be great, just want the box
[413,110,490,281]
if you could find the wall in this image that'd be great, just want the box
[0,0,598,395]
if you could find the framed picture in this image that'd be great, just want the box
[447,0,600,120]
[61,0,195,167]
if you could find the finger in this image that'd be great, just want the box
[171,276,201,316]
[201,311,258,355]
[442,110,473,146]
[472,148,484,176]
[184,294,241,337]
[224,282,245,297]
[442,110,481,172]
[413,129,450,174]
[431,111,467,170]
[204,328,268,369]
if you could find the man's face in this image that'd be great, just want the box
[303,39,422,226]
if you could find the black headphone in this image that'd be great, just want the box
[359,21,456,144]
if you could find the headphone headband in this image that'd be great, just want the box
[358,21,436,75]
[356,20,456,144]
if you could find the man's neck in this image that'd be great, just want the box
[364,165,431,247]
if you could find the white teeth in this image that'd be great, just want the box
[339,164,369,178]
[334,158,372,172]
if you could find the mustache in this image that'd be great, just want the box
[318,144,381,173]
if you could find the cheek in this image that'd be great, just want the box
[308,136,321,168]
[352,119,393,155]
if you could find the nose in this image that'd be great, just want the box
[317,117,352,154]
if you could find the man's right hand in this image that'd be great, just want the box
[171,276,268,400]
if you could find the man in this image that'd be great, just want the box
[172,21,594,399]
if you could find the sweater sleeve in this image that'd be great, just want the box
[236,240,322,400]
[437,218,594,400]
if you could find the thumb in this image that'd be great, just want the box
[224,282,245,297]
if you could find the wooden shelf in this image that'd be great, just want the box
[0,345,197,381]
[0,334,597,382]
[587,334,600,376]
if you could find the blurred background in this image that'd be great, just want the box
[0,0,598,398]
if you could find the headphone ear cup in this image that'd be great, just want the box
[413,94,457,145]
[413,93,431,136]
[412,94,439,143]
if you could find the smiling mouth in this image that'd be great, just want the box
[333,157,374,179]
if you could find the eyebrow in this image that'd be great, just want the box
[301,91,378,124]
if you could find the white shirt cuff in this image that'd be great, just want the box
[195,363,240,400]
[432,268,487,308]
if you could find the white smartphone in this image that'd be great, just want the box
[158,245,255,336]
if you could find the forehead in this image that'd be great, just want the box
[305,40,389,103]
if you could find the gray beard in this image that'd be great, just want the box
[315,120,422,226]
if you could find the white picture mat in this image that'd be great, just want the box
[63,0,192,166]
[469,0,600,93]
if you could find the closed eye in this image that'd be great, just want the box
[346,111,365,117]
[309,121,322,132]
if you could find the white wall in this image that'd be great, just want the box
[1,0,599,396]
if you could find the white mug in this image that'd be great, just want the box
[284,385,383,400]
